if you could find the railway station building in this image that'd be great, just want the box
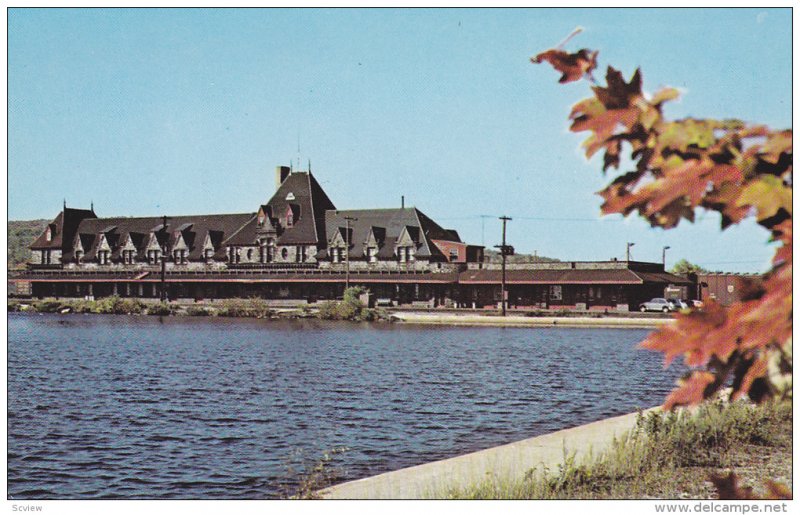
[15,165,692,311]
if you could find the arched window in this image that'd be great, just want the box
[281,247,288,260]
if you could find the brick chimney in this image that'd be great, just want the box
[275,166,291,190]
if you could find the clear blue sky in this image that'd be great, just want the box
[8,8,792,272]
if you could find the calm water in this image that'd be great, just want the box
[8,313,680,499]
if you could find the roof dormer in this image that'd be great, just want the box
[286,204,300,228]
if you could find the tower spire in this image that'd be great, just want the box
[297,131,302,171]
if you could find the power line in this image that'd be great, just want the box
[697,260,768,265]
[435,214,625,223]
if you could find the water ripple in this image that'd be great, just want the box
[8,313,681,499]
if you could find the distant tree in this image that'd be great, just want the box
[669,259,708,275]
[7,219,49,269]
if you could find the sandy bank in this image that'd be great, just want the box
[390,312,672,329]
[320,407,658,499]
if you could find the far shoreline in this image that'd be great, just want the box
[8,297,673,329]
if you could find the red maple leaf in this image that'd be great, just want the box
[531,48,598,84]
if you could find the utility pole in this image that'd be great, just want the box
[344,216,357,291]
[626,242,635,262]
[662,246,671,268]
[494,216,513,316]
[160,215,168,302]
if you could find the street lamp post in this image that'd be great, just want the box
[344,216,357,292]
[626,242,635,262]
[662,246,671,268]
[160,215,168,302]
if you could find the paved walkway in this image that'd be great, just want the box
[391,312,671,329]
[320,408,657,499]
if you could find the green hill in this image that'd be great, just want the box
[483,249,560,264]
[8,219,48,269]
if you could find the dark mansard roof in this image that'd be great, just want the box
[319,207,462,260]
[62,212,255,262]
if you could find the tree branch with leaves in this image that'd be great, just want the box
[532,34,792,411]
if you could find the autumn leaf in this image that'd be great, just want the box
[731,353,769,401]
[711,472,792,500]
[736,175,792,224]
[663,371,717,410]
[760,130,792,164]
[650,87,680,105]
[711,472,758,500]
[592,67,642,109]
[531,48,598,83]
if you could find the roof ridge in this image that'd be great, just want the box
[80,212,255,221]
[222,214,259,245]
[410,207,434,257]
[305,172,319,243]
[327,207,415,213]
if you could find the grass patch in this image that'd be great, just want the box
[281,447,350,500]
[10,296,148,315]
[436,400,791,499]
[215,297,273,318]
[145,302,175,316]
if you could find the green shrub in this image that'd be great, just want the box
[186,305,212,316]
[216,298,273,318]
[32,299,64,313]
[316,287,375,321]
[146,302,173,316]
[316,301,340,320]
[88,295,145,314]
[68,299,94,314]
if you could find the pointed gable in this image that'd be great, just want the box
[172,232,189,251]
[256,205,275,231]
[202,232,216,252]
[145,231,163,252]
[396,225,420,247]
[329,227,348,247]
[97,233,112,252]
[364,226,386,247]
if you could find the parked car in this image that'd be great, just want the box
[639,298,673,313]
[667,299,689,310]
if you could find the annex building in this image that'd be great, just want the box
[15,165,691,310]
